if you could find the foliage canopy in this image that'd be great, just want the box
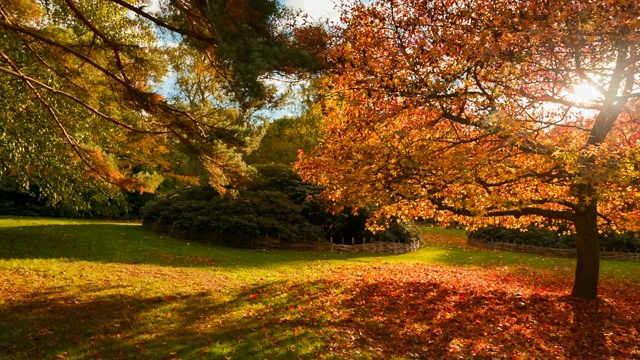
[0,0,322,212]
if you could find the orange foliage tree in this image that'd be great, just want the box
[297,0,640,299]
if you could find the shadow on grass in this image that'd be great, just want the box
[0,285,215,359]
[1,273,637,359]
[0,221,390,269]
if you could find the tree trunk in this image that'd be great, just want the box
[571,201,600,299]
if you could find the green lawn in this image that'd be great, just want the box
[1,217,638,359]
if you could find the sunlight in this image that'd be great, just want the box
[532,81,603,127]
[570,83,603,105]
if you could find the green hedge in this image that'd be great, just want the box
[142,164,421,244]
[470,225,640,252]
[142,188,324,240]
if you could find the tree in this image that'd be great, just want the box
[1,0,168,212]
[296,0,640,299]
[246,81,324,165]
[0,0,321,211]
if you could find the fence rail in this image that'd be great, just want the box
[144,222,421,254]
[468,237,640,262]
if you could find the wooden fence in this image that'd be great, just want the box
[144,222,421,254]
[468,237,640,262]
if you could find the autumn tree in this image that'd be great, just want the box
[0,0,321,211]
[297,0,640,299]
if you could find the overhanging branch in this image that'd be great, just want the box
[440,111,553,155]
[436,204,576,222]
[0,65,169,134]
[108,0,216,43]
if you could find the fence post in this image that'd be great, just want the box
[351,237,354,245]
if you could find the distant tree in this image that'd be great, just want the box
[297,0,640,298]
[246,82,324,165]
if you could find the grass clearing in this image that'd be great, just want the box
[1,217,639,359]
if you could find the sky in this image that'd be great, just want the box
[283,0,341,21]
[145,0,342,21]
[152,0,344,117]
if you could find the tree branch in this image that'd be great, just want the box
[0,20,129,88]
[0,64,169,134]
[63,0,131,84]
[108,0,216,43]
[0,49,117,185]
[437,203,576,222]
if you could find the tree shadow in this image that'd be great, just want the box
[1,273,637,359]
[0,285,216,359]
[1,280,357,359]
[204,277,637,358]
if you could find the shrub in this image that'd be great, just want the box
[142,164,421,245]
[141,188,324,241]
[470,225,640,252]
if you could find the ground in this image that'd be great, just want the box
[0,217,638,359]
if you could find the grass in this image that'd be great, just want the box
[417,224,640,281]
[1,216,639,359]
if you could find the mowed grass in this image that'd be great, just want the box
[1,217,638,359]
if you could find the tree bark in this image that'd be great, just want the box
[571,201,600,299]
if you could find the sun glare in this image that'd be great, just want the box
[536,82,603,122]
[571,83,602,105]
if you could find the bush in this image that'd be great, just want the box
[470,225,640,252]
[142,164,421,245]
[320,208,420,244]
[142,189,324,241]
[251,165,420,243]
[0,186,133,218]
